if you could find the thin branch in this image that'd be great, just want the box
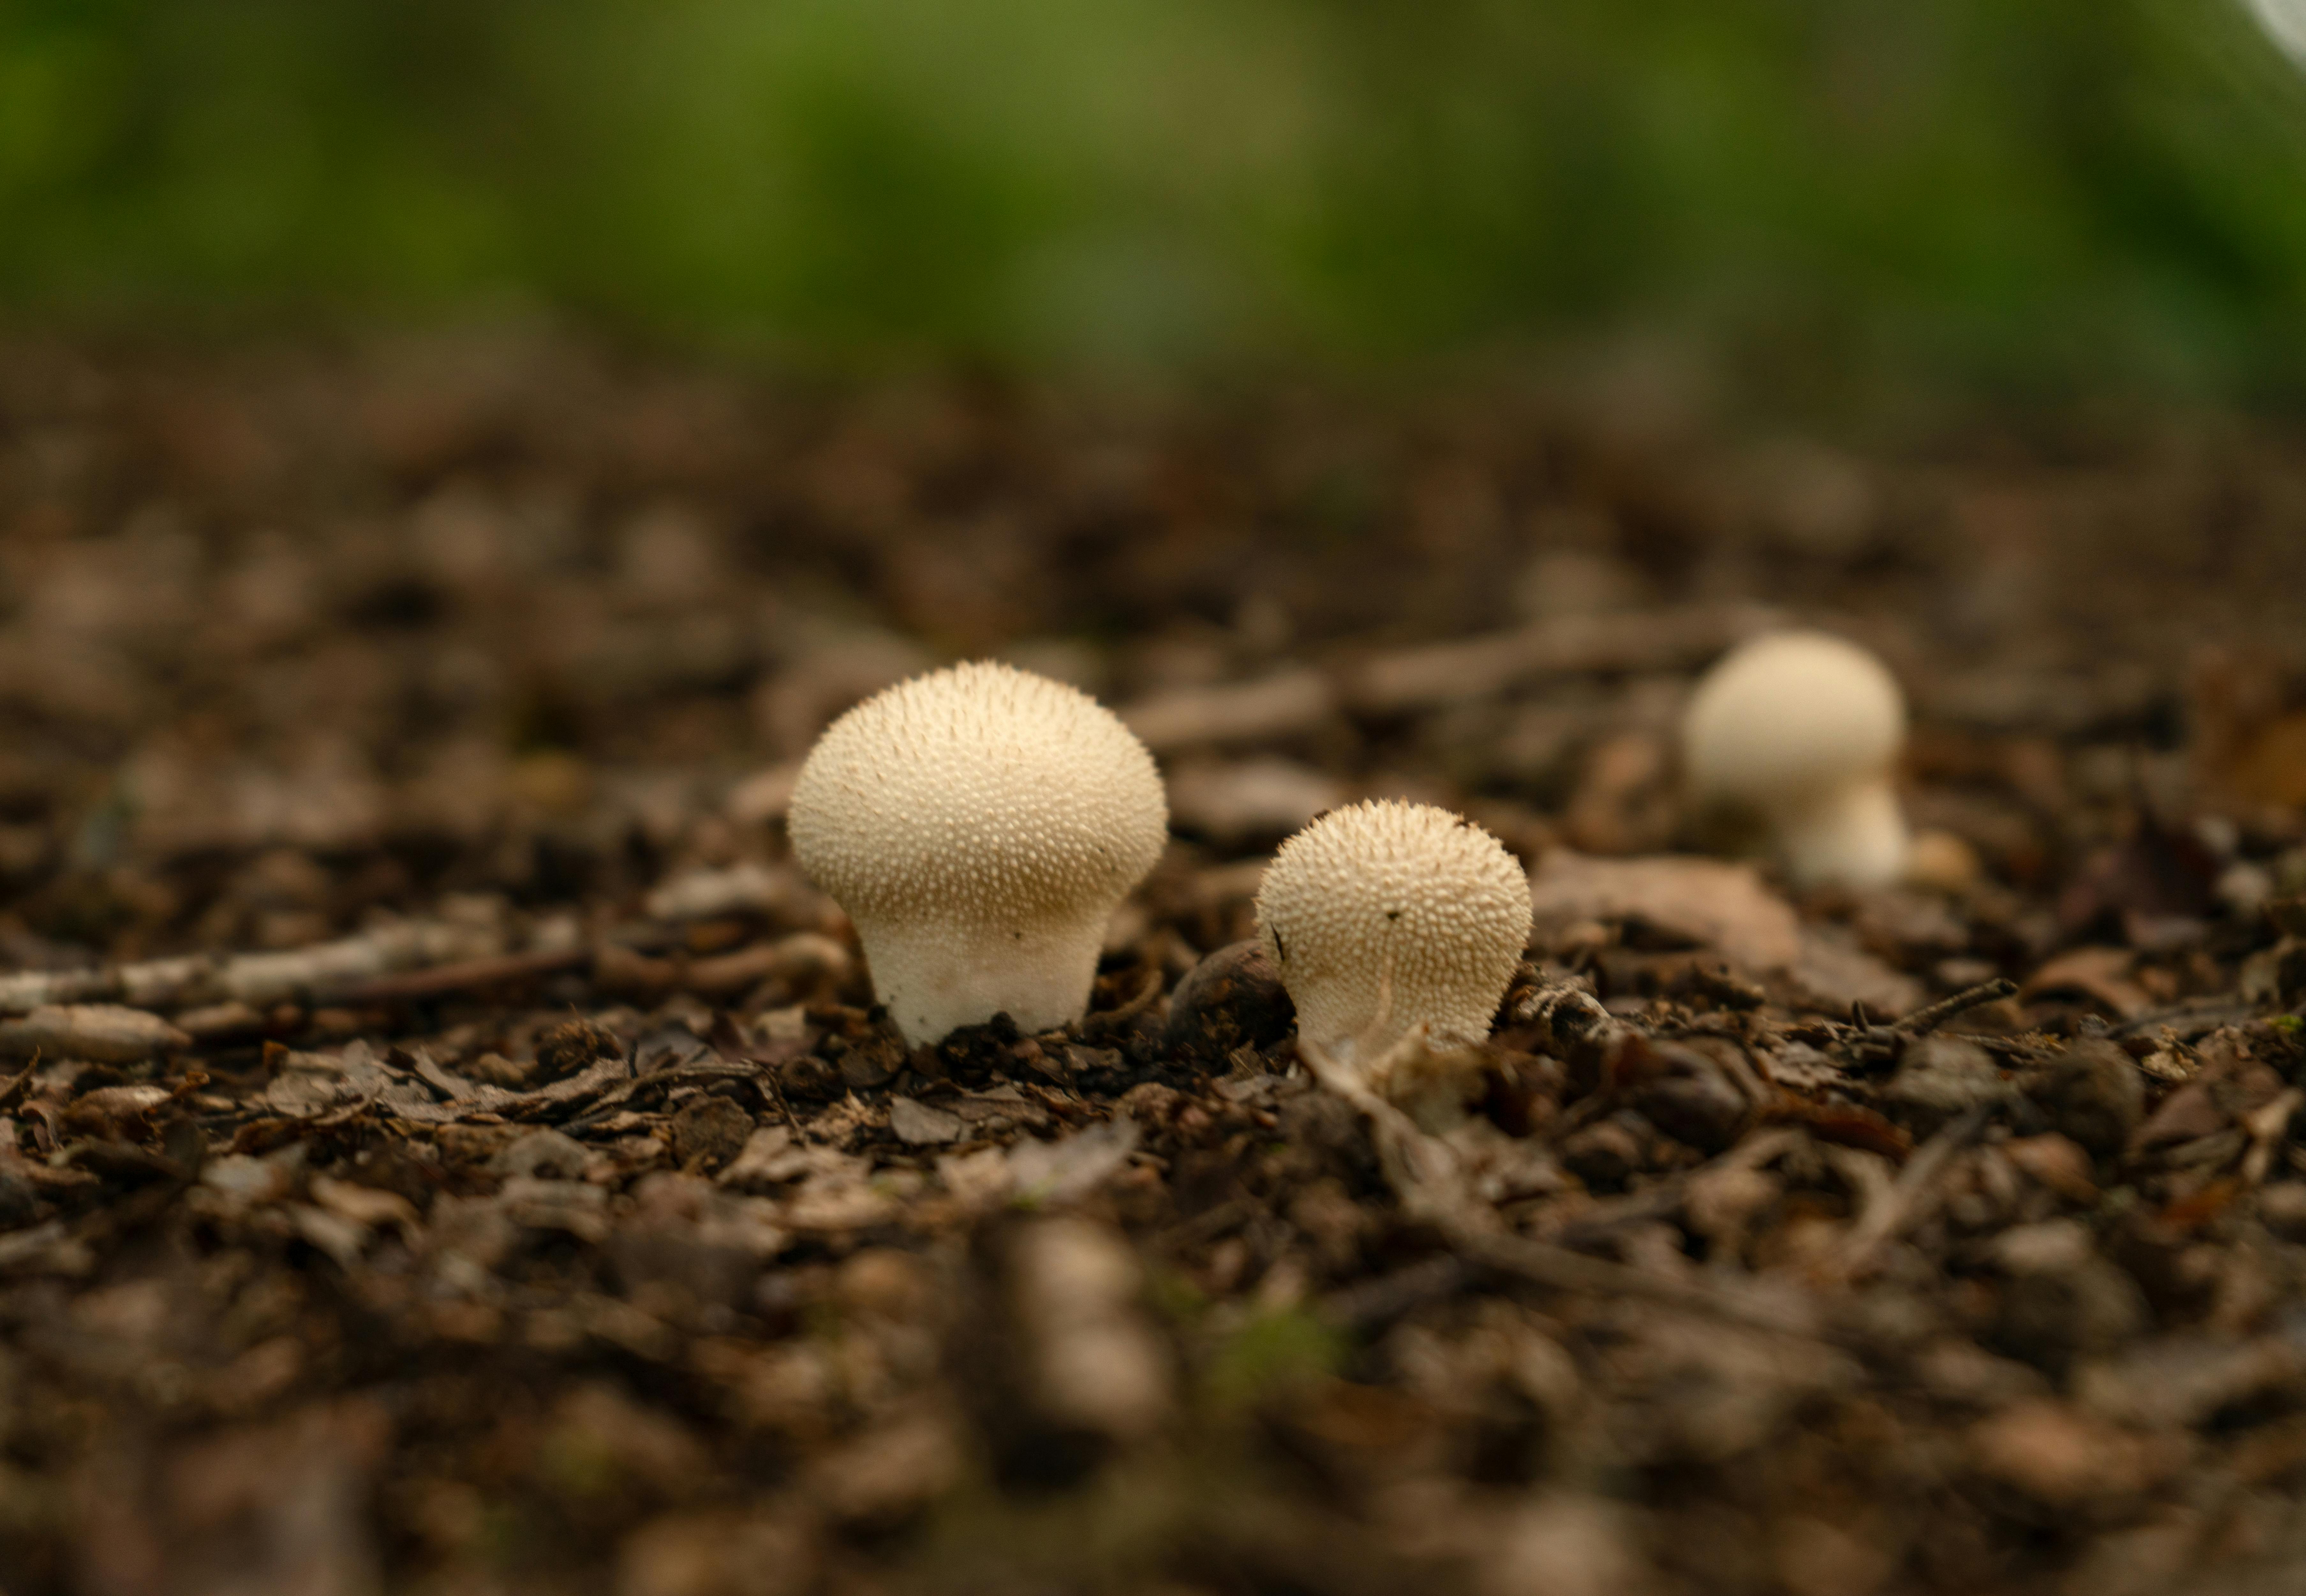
[1298,1035,1853,1346]
[330,947,591,1005]
[1896,978,2018,1037]
[1821,1103,1993,1284]
[0,1053,35,1114]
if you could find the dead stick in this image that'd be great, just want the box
[1453,1229,1848,1345]
[330,947,591,1005]
[1823,1103,1993,1284]
[1897,978,2017,1037]
[1301,1036,1851,1346]
[1322,1255,1469,1332]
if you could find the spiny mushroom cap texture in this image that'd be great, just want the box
[1681,631,1906,805]
[1255,800,1531,1063]
[788,660,1168,930]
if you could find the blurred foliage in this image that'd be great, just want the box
[6,0,2306,396]
[1201,1308,1349,1410]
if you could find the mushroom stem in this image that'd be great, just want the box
[861,911,1116,1045]
[1770,777,1909,890]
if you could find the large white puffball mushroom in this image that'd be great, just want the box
[1680,630,1910,890]
[1254,800,1531,1073]
[789,661,1168,1045]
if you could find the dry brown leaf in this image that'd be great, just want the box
[1530,850,1803,972]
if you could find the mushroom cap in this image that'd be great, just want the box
[788,660,1168,931]
[1254,799,1531,1064]
[1681,631,1906,808]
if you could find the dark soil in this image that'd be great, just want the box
[6,333,2306,1596]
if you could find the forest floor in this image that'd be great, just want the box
[6,332,2306,1596]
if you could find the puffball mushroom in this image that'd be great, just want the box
[1254,799,1531,1074]
[788,660,1168,1046]
[1680,630,1910,890]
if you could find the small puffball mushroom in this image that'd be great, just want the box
[1680,630,1910,890]
[1254,799,1531,1074]
[788,660,1167,1045]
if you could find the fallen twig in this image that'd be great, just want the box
[0,1055,35,1113]
[1896,978,2019,1037]
[330,947,591,1006]
[1454,1228,1839,1344]
[1343,603,1779,714]
[1837,977,2020,1071]
[1822,1103,1993,1285]
[1320,1255,1469,1332]
[1118,668,1336,751]
[0,921,508,1015]
[1299,1036,1851,1345]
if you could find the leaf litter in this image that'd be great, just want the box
[4,339,2306,1593]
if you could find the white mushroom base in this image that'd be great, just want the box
[857,913,1114,1046]
[1297,1012,1492,1080]
[1771,778,1911,891]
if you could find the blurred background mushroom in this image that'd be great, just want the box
[1680,631,1911,891]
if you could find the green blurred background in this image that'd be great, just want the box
[7,0,2306,400]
